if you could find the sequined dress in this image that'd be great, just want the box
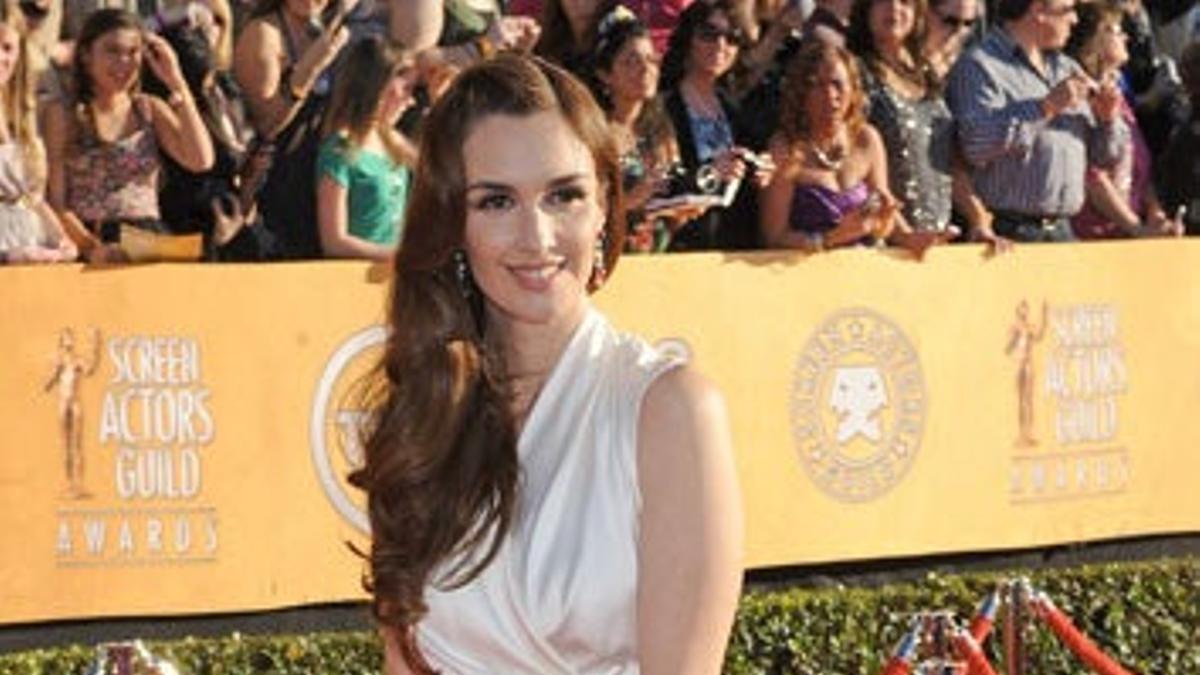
[863,68,953,232]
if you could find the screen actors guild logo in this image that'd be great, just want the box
[45,328,102,499]
[1007,302,1131,502]
[310,326,385,534]
[1006,300,1048,447]
[791,308,927,502]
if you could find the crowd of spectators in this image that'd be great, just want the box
[0,0,1198,263]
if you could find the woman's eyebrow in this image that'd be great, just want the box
[466,173,590,192]
[546,173,591,188]
[465,181,513,193]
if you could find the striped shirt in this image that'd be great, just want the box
[946,28,1128,217]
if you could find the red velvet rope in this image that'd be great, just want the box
[968,589,1001,644]
[953,628,999,675]
[1032,594,1135,675]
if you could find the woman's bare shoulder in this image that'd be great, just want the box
[235,16,283,56]
[853,122,883,150]
[638,363,730,472]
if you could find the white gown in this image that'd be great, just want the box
[417,308,684,674]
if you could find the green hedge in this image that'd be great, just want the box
[3,558,1196,674]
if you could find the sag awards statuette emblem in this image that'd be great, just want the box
[310,325,386,534]
[45,327,102,499]
[54,330,219,566]
[1006,301,1131,502]
[1006,300,1048,447]
[790,308,927,502]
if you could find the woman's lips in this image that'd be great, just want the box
[508,261,565,292]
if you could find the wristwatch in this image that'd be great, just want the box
[474,33,497,60]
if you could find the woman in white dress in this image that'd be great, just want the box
[350,54,744,675]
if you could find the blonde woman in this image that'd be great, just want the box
[0,0,74,263]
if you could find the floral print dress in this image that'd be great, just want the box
[65,98,162,240]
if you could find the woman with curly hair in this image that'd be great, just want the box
[760,40,948,254]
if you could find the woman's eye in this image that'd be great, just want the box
[472,193,514,211]
[546,186,587,207]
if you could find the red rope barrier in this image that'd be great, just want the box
[968,588,1001,644]
[953,628,999,675]
[1031,593,1135,675]
[879,622,921,675]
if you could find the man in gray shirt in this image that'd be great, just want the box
[947,0,1127,242]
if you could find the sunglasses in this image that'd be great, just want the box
[18,0,50,20]
[696,23,744,46]
[939,13,977,30]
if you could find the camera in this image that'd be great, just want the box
[657,162,720,198]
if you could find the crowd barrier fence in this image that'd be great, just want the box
[3,241,1198,624]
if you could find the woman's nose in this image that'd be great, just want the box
[514,203,556,250]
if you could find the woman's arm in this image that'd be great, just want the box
[234,19,348,140]
[316,175,397,261]
[1140,188,1185,236]
[143,33,214,172]
[388,0,443,51]
[32,199,78,261]
[863,125,953,256]
[42,101,102,254]
[950,150,1012,252]
[759,163,815,249]
[146,94,214,172]
[637,365,743,675]
[1084,170,1142,235]
[759,140,818,250]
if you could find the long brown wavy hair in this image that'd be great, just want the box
[846,0,937,91]
[348,54,624,671]
[777,41,867,148]
[72,9,142,106]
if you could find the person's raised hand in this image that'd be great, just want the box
[142,32,188,94]
[1042,70,1093,119]
[1088,75,1122,124]
[489,16,541,52]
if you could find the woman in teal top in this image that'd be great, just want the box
[316,37,417,261]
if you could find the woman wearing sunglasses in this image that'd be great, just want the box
[922,0,980,80]
[659,0,770,251]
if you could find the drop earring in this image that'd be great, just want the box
[590,232,608,290]
[454,249,472,299]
